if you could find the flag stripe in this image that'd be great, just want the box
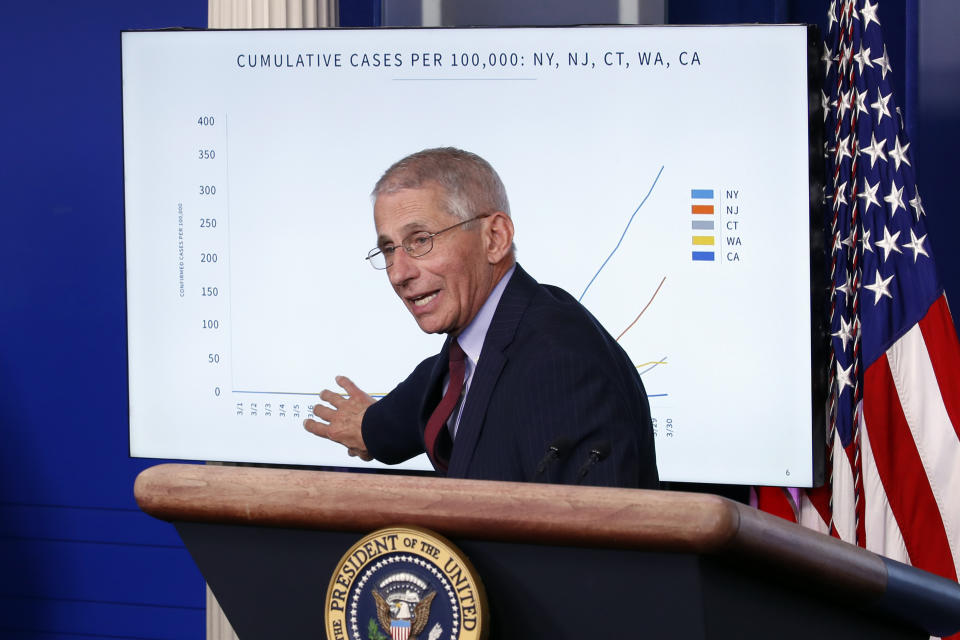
[863,353,958,582]
[834,437,857,544]
[860,421,911,564]
[886,320,960,578]
[799,490,831,535]
[755,486,798,523]
[918,295,960,441]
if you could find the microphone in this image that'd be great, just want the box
[534,436,572,480]
[576,441,612,483]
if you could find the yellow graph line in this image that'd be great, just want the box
[635,360,668,368]
[332,393,389,398]
[616,275,667,342]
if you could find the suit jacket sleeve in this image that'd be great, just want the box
[361,354,437,464]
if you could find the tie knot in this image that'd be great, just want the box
[449,339,466,363]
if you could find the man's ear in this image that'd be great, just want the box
[484,211,514,264]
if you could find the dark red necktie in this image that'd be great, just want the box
[424,339,466,473]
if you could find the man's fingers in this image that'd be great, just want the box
[303,418,329,438]
[319,388,344,407]
[336,375,369,401]
[305,376,372,460]
[312,404,336,422]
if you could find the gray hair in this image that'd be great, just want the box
[372,147,511,221]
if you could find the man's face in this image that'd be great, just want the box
[373,185,494,335]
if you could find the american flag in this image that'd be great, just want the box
[756,0,960,625]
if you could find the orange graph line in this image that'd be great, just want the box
[616,276,667,342]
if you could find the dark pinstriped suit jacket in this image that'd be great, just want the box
[361,264,659,488]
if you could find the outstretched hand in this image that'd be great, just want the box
[303,375,375,460]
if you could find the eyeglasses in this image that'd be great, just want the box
[365,214,491,270]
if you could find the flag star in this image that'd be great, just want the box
[860,132,887,168]
[834,135,853,163]
[871,91,892,123]
[821,89,834,122]
[834,180,849,205]
[872,45,892,79]
[832,233,844,254]
[832,233,845,254]
[910,190,926,219]
[841,230,855,249]
[833,315,855,352]
[854,87,870,116]
[827,0,838,31]
[862,227,873,252]
[838,43,852,75]
[853,46,873,75]
[835,272,854,298]
[858,179,881,211]
[874,226,902,262]
[861,0,881,30]
[836,361,855,395]
[864,269,894,304]
[822,43,834,75]
[888,137,911,170]
[884,181,905,216]
[837,89,852,120]
[903,229,929,262]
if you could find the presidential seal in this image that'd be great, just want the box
[325,526,487,640]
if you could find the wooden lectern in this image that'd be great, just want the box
[135,463,960,639]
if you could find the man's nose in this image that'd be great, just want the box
[387,248,418,285]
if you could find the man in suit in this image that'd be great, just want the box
[304,148,658,488]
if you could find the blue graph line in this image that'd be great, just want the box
[648,393,669,398]
[578,165,665,302]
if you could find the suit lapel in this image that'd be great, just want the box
[447,265,538,476]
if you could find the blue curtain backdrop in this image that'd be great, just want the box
[1,1,956,638]
[0,3,208,638]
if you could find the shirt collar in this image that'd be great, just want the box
[456,263,516,365]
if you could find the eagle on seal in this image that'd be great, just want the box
[373,589,436,640]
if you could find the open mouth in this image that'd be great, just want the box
[410,291,438,307]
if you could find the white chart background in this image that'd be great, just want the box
[123,25,815,484]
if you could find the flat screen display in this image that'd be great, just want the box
[122,25,825,485]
